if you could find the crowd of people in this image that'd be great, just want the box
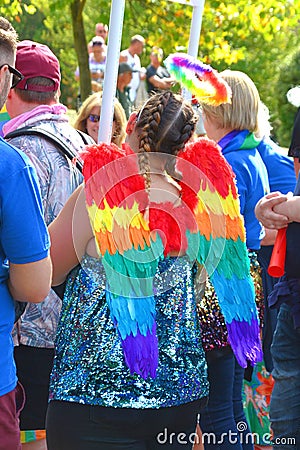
[0,14,299,450]
[74,25,176,115]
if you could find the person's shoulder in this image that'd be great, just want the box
[259,137,294,163]
[0,137,35,179]
[223,147,255,171]
[120,49,129,58]
[37,119,87,146]
[159,66,170,77]
[7,119,87,157]
[146,65,156,75]
[0,136,31,164]
[42,123,91,158]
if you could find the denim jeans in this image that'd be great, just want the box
[200,348,254,450]
[270,303,300,449]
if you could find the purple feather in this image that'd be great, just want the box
[227,314,263,368]
[121,323,159,379]
[170,53,213,76]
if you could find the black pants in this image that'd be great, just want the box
[14,345,54,430]
[46,398,207,449]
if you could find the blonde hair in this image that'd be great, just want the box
[151,46,163,62]
[201,70,260,133]
[74,92,127,147]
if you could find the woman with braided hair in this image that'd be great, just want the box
[45,91,261,449]
[46,91,208,449]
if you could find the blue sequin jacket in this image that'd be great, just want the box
[49,254,209,409]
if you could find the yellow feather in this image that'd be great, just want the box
[197,183,241,219]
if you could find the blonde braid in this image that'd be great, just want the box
[137,151,151,192]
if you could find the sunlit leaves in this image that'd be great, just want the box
[8,0,300,143]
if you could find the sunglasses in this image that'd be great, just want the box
[88,114,117,123]
[88,114,100,123]
[0,64,24,89]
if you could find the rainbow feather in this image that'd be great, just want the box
[177,138,262,367]
[164,53,231,106]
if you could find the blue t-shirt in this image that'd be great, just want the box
[219,130,270,250]
[257,137,296,194]
[0,137,50,396]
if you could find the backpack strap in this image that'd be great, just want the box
[5,126,93,172]
[76,128,95,146]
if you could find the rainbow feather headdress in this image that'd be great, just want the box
[164,52,231,106]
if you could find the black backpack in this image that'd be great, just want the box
[5,125,94,171]
[5,125,93,321]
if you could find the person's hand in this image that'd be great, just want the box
[255,192,290,229]
[167,76,176,87]
[140,67,146,81]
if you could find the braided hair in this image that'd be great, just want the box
[135,91,197,188]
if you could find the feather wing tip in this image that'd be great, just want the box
[122,327,159,379]
[227,316,262,367]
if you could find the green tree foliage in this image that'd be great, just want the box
[6,0,300,145]
[30,0,81,107]
[0,0,36,21]
[201,1,299,145]
[70,0,90,102]
[275,47,300,147]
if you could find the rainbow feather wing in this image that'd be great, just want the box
[81,143,164,379]
[164,53,231,106]
[178,138,262,367]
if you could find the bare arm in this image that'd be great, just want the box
[49,184,95,286]
[273,195,300,223]
[119,53,128,63]
[260,227,278,246]
[8,256,52,303]
[148,74,175,90]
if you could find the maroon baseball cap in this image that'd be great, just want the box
[15,40,61,92]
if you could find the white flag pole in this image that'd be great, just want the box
[168,0,206,99]
[98,0,125,144]
[187,0,205,58]
[183,0,205,101]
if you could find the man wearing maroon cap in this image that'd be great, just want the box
[0,20,52,450]
[4,39,91,450]
[13,40,61,92]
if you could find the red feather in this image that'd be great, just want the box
[80,143,147,209]
[177,138,238,199]
[149,202,195,255]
